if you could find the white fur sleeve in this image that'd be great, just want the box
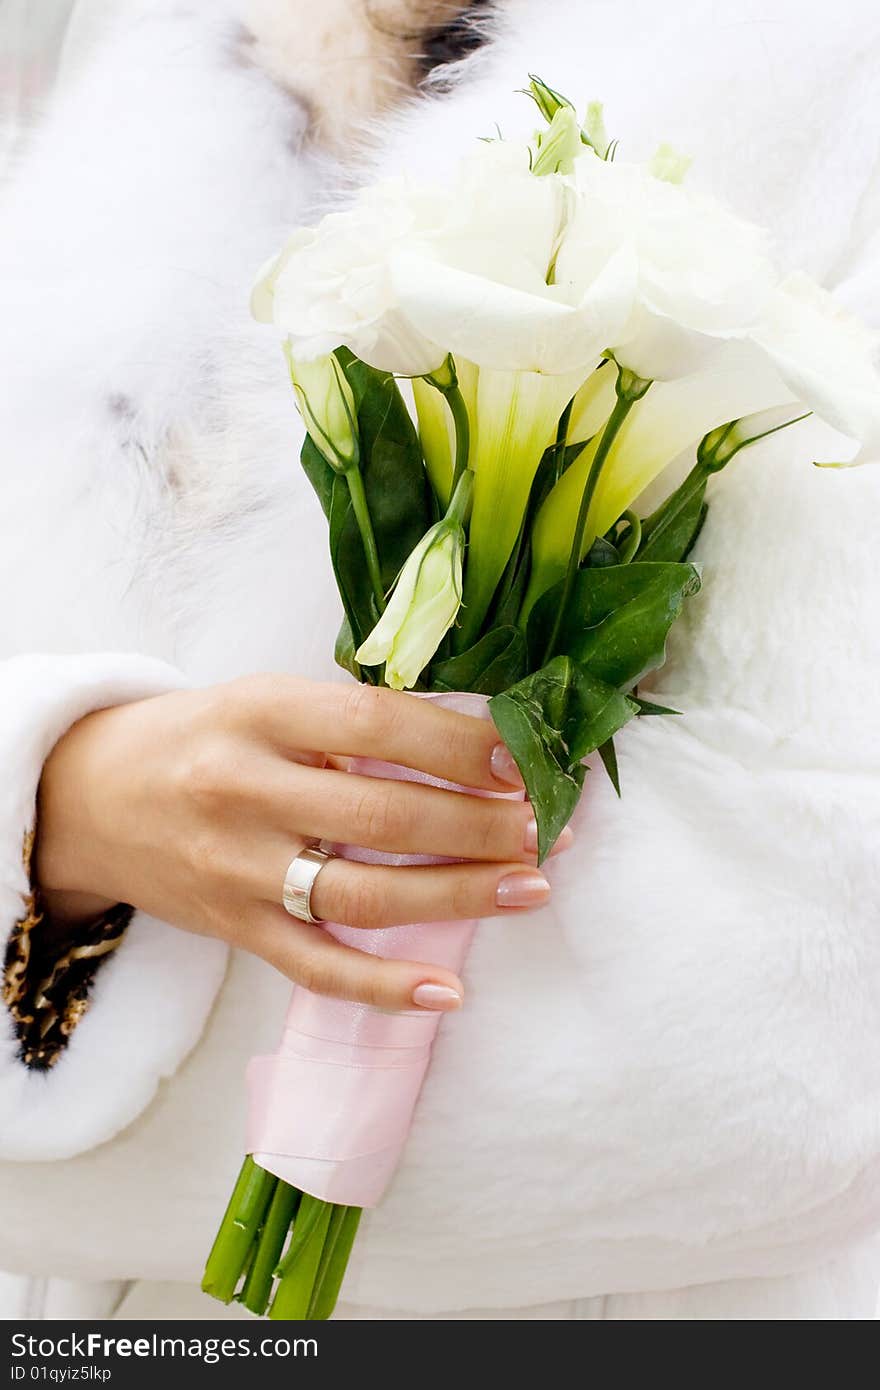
[0,6,322,1160]
[0,653,228,1161]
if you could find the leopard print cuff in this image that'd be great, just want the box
[2,830,133,1070]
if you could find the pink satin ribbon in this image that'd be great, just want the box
[246,690,522,1208]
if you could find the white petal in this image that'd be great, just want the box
[613,307,728,381]
[557,153,777,379]
[250,230,314,324]
[354,534,427,667]
[389,244,633,375]
[751,273,880,463]
[350,309,446,376]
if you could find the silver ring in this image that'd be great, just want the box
[282,846,335,924]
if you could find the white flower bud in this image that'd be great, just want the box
[287,350,358,474]
[355,520,464,690]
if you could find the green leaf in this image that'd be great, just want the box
[326,470,366,647]
[597,738,621,795]
[300,435,336,520]
[340,353,433,579]
[634,696,681,716]
[430,626,528,696]
[334,615,366,683]
[636,470,708,562]
[487,523,531,630]
[300,352,433,657]
[489,656,638,861]
[527,562,701,692]
[585,535,621,567]
[679,501,708,562]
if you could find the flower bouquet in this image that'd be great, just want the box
[202,78,880,1319]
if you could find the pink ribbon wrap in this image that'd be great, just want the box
[246,690,522,1208]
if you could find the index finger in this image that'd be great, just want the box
[238,675,524,792]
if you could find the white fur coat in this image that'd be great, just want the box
[1,0,879,1314]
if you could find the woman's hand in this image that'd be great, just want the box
[36,675,570,1012]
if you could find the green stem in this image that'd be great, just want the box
[273,1193,329,1280]
[308,1207,362,1321]
[616,509,642,564]
[672,461,711,505]
[446,382,471,496]
[305,1205,348,1320]
[542,373,648,664]
[637,457,711,557]
[444,467,474,528]
[202,1157,277,1304]
[236,1231,259,1293]
[239,1181,301,1316]
[269,1202,333,1320]
[344,466,385,615]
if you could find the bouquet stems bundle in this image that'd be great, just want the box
[203,76,880,1319]
[203,1157,360,1319]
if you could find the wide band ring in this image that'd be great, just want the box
[282,846,335,924]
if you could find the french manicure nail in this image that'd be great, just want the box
[412,983,463,1011]
[548,825,575,857]
[490,742,524,788]
[524,818,573,857]
[496,871,551,908]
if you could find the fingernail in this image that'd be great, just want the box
[412,983,463,1011]
[548,825,574,858]
[496,871,551,908]
[524,818,573,857]
[490,742,524,788]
